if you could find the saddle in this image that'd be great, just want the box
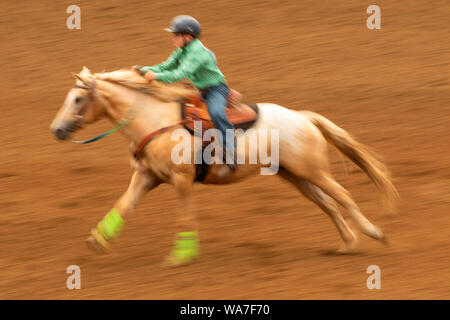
[181,88,259,133]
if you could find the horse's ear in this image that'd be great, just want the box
[73,73,89,86]
[81,66,91,75]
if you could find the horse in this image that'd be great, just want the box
[50,66,398,266]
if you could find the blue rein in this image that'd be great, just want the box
[72,119,130,144]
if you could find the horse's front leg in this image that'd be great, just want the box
[86,170,161,252]
[164,171,199,266]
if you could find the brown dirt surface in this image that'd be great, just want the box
[1,0,450,299]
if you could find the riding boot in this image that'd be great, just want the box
[223,143,239,172]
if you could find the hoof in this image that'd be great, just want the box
[86,229,110,253]
[380,234,389,246]
[373,228,389,246]
[336,246,355,254]
[216,165,232,178]
[336,234,359,254]
[161,253,198,267]
[336,243,358,254]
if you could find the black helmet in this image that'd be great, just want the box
[164,15,201,38]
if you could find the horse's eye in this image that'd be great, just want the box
[75,96,84,104]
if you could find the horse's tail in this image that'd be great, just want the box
[303,111,399,213]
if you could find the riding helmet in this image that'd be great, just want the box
[164,15,201,38]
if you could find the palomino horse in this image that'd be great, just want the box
[50,67,398,266]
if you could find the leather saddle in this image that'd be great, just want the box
[181,88,259,133]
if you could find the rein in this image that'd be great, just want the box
[72,118,132,144]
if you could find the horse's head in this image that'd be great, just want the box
[50,66,107,140]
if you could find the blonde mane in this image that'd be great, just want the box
[94,69,198,102]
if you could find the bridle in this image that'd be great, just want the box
[73,76,97,123]
[70,76,135,144]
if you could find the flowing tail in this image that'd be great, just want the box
[302,111,399,213]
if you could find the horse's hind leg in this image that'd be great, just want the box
[279,169,358,252]
[310,172,387,244]
[86,170,161,252]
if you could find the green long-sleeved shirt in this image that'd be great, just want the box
[140,39,226,90]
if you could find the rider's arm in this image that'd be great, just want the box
[154,50,206,83]
[139,49,181,75]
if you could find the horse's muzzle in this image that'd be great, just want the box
[51,121,77,141]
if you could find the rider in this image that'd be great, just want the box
[134,15,237,170]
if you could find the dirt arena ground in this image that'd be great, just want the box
[1,0,450,299]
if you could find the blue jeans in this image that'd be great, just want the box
[201,83,235,161]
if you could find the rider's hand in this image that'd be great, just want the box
[131,65,141,73]
[144,70,157,81]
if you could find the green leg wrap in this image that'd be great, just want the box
[97,208,124,242]
[171,231,199,261]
